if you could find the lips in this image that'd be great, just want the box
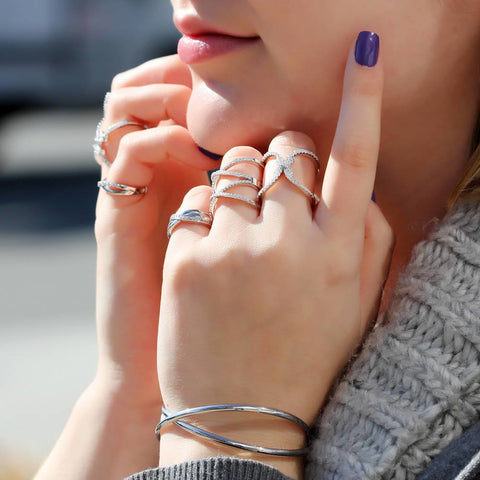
[174,14,260,64]
[178,34,260,64]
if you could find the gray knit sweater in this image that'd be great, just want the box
[127,200,480,480]
[306,199,480,479]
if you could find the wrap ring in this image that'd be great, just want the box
[93,120,149,168]
[167,209,213,239]
[98,179,148,196]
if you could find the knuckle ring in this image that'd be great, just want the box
[209,157,264,215]
[211,170,262,190]
[258,149,320,207]
[167,209,213,239]
[93,120,149,168]
[97,179,148,196]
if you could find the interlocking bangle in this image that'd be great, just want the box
[156,404,310,457]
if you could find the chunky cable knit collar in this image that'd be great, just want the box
[307,200,480,480]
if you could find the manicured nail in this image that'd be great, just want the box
[371,191,376,203]
[355,31,379,67]
[198,145,222,161]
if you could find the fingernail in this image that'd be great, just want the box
[355,31,379,67]
[371,191,376,203]
[198,145,222,161]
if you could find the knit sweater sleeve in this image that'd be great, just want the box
[123,458,294,480]
[306,201,480,480]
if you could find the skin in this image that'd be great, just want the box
[179,0,480,300]
[35,1,480,479]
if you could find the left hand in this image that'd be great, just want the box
[157,37,393,478]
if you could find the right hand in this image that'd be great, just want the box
[94,54,219,406]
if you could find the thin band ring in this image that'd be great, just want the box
[220,157,265,171]
[258,149,320,207]
[210,179,262,216]
[97,179,148,196]
[167,209,213,239]
[211,171,262,190]
[209,192,261,216]
[93,120,149,168]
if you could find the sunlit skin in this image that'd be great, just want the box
[174,0,480,301]
[34,2,480,480]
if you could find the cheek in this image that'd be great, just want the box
[186,76,291,154]
[184,25,347,155]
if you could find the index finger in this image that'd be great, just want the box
[316,31,383,237]
[111,54,192,90]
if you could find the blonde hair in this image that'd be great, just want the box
[448,116,480,207]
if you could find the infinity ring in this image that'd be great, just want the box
[258,149,320,206]
[93,120,149,168]
[167,209,213,239]
[97,179,148,196]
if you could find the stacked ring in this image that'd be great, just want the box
[209,157,264,216]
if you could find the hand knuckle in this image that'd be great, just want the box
[111,71,131,91]
[339,140,371,169]
[117,132,139,156]
[104,91,123,118]
[184,185,213,202]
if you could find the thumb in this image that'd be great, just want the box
[360,199,395,331]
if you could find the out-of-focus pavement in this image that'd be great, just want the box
[0,110,101,475]
[0,110,99,175]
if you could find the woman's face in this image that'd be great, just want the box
[171,0,480,155]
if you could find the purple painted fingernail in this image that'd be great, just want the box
[198,145,222,161]
[355,31,379,67]
[371,191,376,203]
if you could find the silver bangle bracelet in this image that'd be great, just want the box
[156,404,310,457]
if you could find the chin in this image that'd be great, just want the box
[186,81,283,155]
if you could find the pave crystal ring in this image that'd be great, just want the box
[97,179,148,196]
[93,120,149,168]
[209,157,264,215]
[167,209,213,239]
[258,149,321,206]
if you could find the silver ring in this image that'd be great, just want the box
[209,157,263,215]
[97,179,148,196]
[210,179,262,216]
[219,156,265,171]
[258,149,320,206]
[93,120,149,168]
[210,186,261,215]
[211,170,262,190]
[167,209,213,239]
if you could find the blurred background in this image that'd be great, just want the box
[0,1,179,478]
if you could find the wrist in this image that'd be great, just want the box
[158,412,305,480]
[35,382,162,480]
[89,375,162,415]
